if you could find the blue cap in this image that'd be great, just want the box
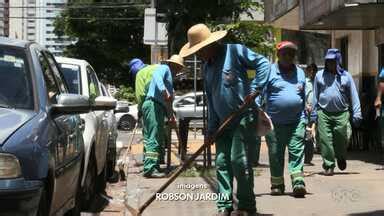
[128,58,145,76]
[325,48,341,60]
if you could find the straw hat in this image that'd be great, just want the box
[179,24,227,58]
[165,54,185,68]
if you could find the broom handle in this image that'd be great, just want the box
[138,92,259,213]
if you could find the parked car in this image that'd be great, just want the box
[100,84,128,182]
[0,37,114,215]
[56,57,117,210]
[173,91,207,128]
[115,101,139,131]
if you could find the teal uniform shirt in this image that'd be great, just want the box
[204,44,270,135]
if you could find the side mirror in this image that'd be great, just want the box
[51,94,90,115]
[115,101,130,113]
[92,96,117,111]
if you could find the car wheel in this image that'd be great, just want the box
[82,156,97,211]
[118,115,136,131]
[37,187,48,216]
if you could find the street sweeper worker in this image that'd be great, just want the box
[128,55,184,178]
[263,41,307,197]
[179,23,270,216]
[313,48,362,176]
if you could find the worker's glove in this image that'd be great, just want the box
[352,117,362,129]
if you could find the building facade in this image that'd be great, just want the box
[264,0,384,150]
[8,0,70,55]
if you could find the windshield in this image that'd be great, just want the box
[0,46,33,109]
[59,63,81,94]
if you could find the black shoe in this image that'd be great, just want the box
[270,185,285,196]
[324,168,334,176]
[337,158,347,171]
[143,170,166,178]
[293,184,307,198]
[216,209,232,216]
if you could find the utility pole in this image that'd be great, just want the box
[151,0,158,64]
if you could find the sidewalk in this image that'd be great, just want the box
[122,132,384,216]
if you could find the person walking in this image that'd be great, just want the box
[180,23,270,216]
[263,41,307,197]
[313,49,362,176]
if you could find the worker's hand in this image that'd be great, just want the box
[374,96,382,109]
[168,116,177,128]
[243,93,257,106]
[306,105,312,114]
[163,90,173,102]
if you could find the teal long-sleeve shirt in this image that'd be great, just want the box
[264,63,306,125]
[146,64,173,111]
[204,44,270,135]
[313,69,362,124]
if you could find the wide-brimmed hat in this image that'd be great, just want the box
[179,24,227,58]
[165,54,185,68]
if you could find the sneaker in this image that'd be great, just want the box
[293,184,307,198]
[143,169,166,178]
[230,210,257,216]
[270,185,285,196]
[216,209,232,216]
[337,158,347,171]
[323,168,334,176]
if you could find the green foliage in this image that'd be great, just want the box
[214,22,276,58]
[54,0,150,86]
[159,0,262,54]
[114,85,136,103]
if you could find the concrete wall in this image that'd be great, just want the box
[331,30,379,92]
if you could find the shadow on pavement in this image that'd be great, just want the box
[255,192,314,198]
[87,193,110,213]
[348,210,384,216]
[347,151,384,166]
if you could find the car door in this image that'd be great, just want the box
[100,84,116,142]
[37,49,82,213]
[86,65,109,174]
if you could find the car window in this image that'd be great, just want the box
[100,84,109,97]
[59,63,81,94]
[0,46,33,109]
[43,51,67,93]
[37,51,60,104]
[86,66,100,101]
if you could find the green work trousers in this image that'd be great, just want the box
[265,120,306,189]
[215,113,258,212]
[142,99,165,175]
[317,110,350,169]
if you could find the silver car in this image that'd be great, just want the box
[173,91,206,128]
[56,57,117,210]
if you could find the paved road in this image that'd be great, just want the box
[87,130,384,216]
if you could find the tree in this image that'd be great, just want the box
[214,21,276,58]
[157,0,263,54]
[54,0,150,86]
